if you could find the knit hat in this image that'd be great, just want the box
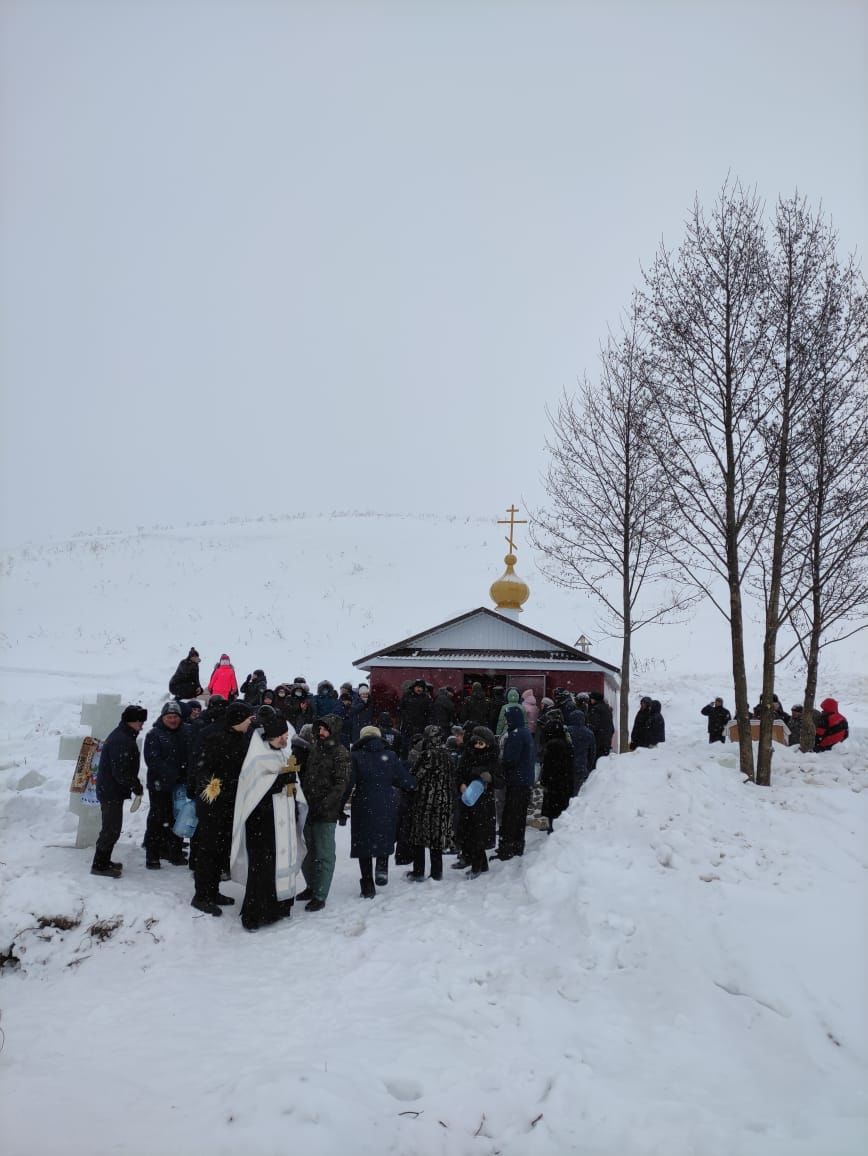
[188,648,200,660]
[219,653,231,663]
[121,704,148,724]
[161,700,183,718]
[358,725,381,741]
[261,714,289,740]
[225,701,255,726]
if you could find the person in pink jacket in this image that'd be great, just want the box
[208,654,239,701]
[521,689,539,734]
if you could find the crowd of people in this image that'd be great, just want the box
[90,650,617,932]
[89,648,850,934]
[699,694,850,749]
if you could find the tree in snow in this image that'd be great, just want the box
[532,298,694,752]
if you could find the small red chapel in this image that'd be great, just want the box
[354,506,621,732]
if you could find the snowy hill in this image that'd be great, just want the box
[0,512,866,1156]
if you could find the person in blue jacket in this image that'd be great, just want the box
[344,725,416,898]
[493,706,536,860]
[143,700,191,869]
[565,708,596,795]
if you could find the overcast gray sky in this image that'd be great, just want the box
[1,0,865,547]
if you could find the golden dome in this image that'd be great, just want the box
[490,553,530,612]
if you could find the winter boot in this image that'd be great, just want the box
[304,898,326,912]
[214,893,235,906]
[405,871,425,882]
[91,862,122,879]
[360,878,376,899]
[374,857,389,887]
[145,855,161,869]
[109,860,124,871]
[191,895,222,917]
[296,887,313,902]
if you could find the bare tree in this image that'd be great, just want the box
[778,248,868,750]
[643,181,776,780]
[532,299,693,752]
[751,196,842,784]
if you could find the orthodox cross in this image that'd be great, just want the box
[497,504,528,553]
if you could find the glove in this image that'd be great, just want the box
[200,777,222,803]
[338,812,348,826]
[132,781,144,796]
[479,771,492,784]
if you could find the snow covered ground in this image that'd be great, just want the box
[1,514,866,1155]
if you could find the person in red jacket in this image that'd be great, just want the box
[208,654,239,701]
[815,698,849,751]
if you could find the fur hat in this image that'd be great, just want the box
[121,704,148,724]
[161,700,183,718]
[470,726,496,747]
[225,701,254,727]
[358,725,381,741]
[261,714,289,740]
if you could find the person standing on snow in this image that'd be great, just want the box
[230,712,306,931]
[630,696,654,749]
[587,691,615,759]
[646,700,666,747]
[143,700,190,869]
[493,706,536,860]
[701,697,731,744]
[406,725,453,882]
[169,647,203,699]
[191,701,255,916]
[539,716,574,833]
[208,654,239,701]
[399,679,433,740]
[345,724,416,896]
[296,715,351,911]
[91,705,147,878]
[455,726,498,878]
[240,669,268,707]
[815,698,849,751]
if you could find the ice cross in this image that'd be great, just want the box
[497,504,528,554]
[58,693,124,848]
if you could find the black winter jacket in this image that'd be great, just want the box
[169,659,203,699]
[144,718,191,793]
[96,723,143,802]
[300,714,351,822]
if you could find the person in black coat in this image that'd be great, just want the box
[349,685,375,745]
[647,700,665,746]
[587,692,615,759]
[701,697,731,743]
[565,709,596,795]
[630,697,654,750]
[431,688,456,733]
[487,686,506,734]
[399,680,432,739]
[91,705,147,877]
[462,682,490,727]
[455,727,498,877]
[540,717,574,832]
[169,648,203,699]
[494,706,536,860]
[143,700,190,868]
[345,726,416,897]
[191,702,256,915]
[240,670,268,706]
[377,712,406,760]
